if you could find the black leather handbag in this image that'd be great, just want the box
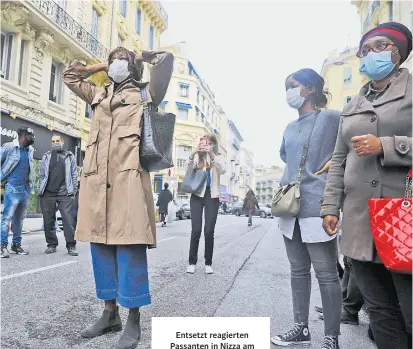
[139,87,176,172]
[181,169,207,195]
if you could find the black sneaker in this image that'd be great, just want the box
[318,307,359,325]
[1,245,10,258]
[321,336,339,349]
[67,246,78,256]
[271,323,311,346]
[11,244,29,255]
[45,246,57,254]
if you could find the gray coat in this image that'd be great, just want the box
[321,69,412,262]
[38,150,78,196]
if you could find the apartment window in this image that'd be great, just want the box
[177,108,188,121]
[91,9,99,38]
[197,90,200,103]
[49,61,65,104]
[120,0,127,17]
[177,145,192,168]
[18,40,27,86]
[178,63,185,74]
[202,96,205,110]
[136,8,141,34]
[343,67,352,84]
[1,32,13,80]
[196,109,201,123]
[344,96,352,104]
[149,25,154,50]
[85,103,92,119]
[180,84,189,97]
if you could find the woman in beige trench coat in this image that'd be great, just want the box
[62,47,173,349]
[321,22,412,349]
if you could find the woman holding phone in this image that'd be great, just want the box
[186,133,226,275]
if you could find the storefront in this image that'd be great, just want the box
[1,110,82,163]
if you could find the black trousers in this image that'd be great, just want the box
[160,213,166,223]
[341,257,364,314]
[188,188,219,266]
[353,259,412,349]
[40,195,76,248]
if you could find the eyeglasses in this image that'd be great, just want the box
[357,41,397,58]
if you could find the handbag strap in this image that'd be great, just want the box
[405,169,412,199]
[139,86,152,127]
[295,111,320,184]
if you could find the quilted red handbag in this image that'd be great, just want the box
[368,170,412,274]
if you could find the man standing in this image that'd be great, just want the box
[0,127,35,258]
[156,182,173,227]
[38,134,78,256]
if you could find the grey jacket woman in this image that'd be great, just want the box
[321,68,412,262]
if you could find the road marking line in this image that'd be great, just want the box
[157,237,177,243]
[1,261,78,281]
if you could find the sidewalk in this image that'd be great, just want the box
[8,217,44,235]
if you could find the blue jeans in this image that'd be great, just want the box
[1,186,30,246]
[90,243,151,308]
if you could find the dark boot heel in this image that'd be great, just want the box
[81,306,122,339]
[116,310,141,349]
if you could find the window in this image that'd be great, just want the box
[85,103,92,119]
[180,84,189,97]
[177,146,192,168]
[196,109,201,123]
[149,25,154,49]
[176,159,187,169]
[56,0,67,9]
[197,90,200,103]
[120,0,127,17]
[118,36,123,47]
[202,96,205,110]
[136,8,141,34]
[177,108,188,121]
[18,40,27,86]
[1,32,13,80]
[178,63,185,74]
[91,9,99,38]
[343,67,352,84]
[153,175,162,194]
[344,96,352,104]
[49,61,65,104]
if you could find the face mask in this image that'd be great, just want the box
[286,87,306,109]
[108,59,131,83]
[210,145,215,152]
[52,143,63,152]
[359,50,398,81]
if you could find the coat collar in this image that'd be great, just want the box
[342,69,410,116]
[12,139,33,152]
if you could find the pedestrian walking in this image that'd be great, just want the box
[222,202,227,215]
[0,127,34,258]
[62,47,173,349]
[186,133,226,275]
[242,190,259,226]
[156,182,173,227]
[322,22,412,349]
[38,134,78,256]
[271,69,342,349]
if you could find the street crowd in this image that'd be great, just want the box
[0,21,411,349]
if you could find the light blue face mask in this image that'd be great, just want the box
[359,50,399,81]
[210,145,215,152]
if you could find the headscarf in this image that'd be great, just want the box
[359,22,412,63]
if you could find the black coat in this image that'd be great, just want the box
[157,189,173,214]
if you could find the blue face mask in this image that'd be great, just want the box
[210,145,215,152]
[359,50,398,81]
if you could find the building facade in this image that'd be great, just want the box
[227,120,244,202]
[154,42,230,201]
[254,167,283,206]
[1,0,168,212]
[238,147,254,198]
[322,1,412,111]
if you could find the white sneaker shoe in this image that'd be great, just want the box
[205,265,214,274]
[186,265,196,274]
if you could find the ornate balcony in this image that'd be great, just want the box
[30,0,109,60]
[154,1,168,24]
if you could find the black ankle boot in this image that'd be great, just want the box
[116,309,141,349]
[81,306,122,338]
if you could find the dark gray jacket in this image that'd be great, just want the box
[38,150,78,196]
[156,189,173,214]
[321,69,412,262]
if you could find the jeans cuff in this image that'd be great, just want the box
[96,288,117,300]
[117,292,151,308]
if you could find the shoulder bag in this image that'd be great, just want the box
[139,87,176,172]
[271,113,319,217]
[181,166,207,195]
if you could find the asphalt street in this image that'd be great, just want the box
[1,215,376,349]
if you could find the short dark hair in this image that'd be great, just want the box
[17,127,34,138]
[164,182,169,189]
[52,133,64,142]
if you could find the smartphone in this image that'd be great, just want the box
[200,137,208,147]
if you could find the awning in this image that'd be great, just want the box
[179,82,190,87]
[176,102,192,109]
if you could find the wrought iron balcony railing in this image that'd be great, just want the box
[31,0,109,60]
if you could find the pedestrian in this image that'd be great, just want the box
[38,134,78,256]
[271,69,342,349]
[186,133,226,275]
[62,47,173,349]
[156,182,173,227]
[0,127,34,258]
[242,190,259,226]
[222,202,227,215]
[322,22,412,349]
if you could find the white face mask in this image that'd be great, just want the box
[108,59,130,83]
[286,87,306,109]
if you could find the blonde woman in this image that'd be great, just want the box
[186,134,226,274]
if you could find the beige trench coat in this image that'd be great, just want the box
[62,50,174,246]
[321,69,412,262]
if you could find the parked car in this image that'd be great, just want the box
[174,199,191,220]
[232,201,272,218]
